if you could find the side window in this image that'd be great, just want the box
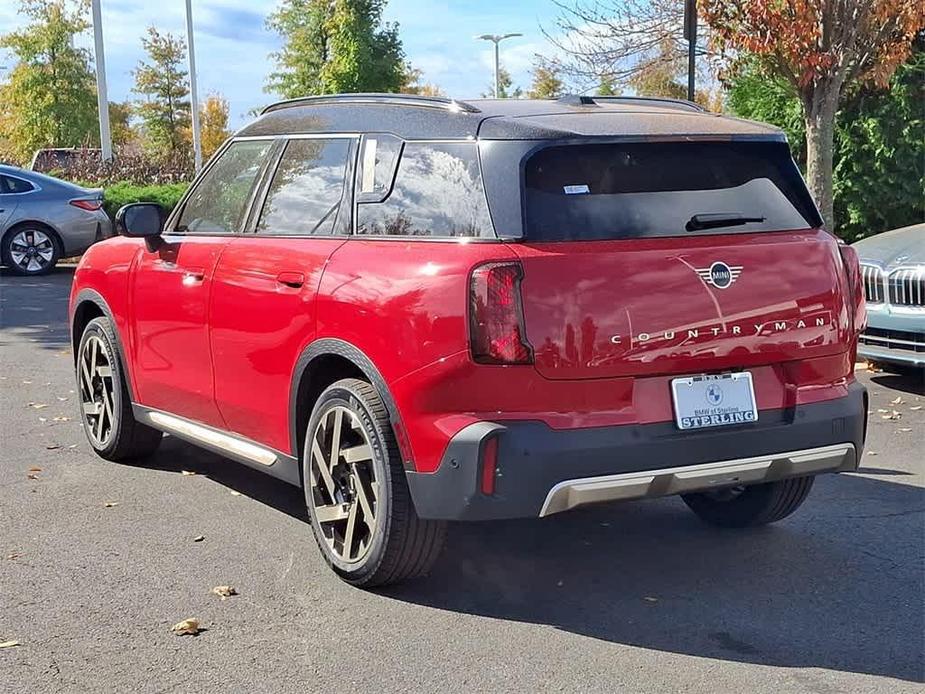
[356,142,495,238]
[256,138,352,236]
[176,139,273,234]
[357,134,402,202]
[0,175,34,194]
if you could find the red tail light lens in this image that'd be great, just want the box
[838,243,867,334]
[469,262,533,365]
[70,199,103,211]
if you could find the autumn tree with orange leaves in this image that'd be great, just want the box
[701,0,924,230]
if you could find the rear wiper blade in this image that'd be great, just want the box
[686,213,766,231]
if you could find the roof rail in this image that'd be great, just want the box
[261,93,481,116]
[556,94,705,113]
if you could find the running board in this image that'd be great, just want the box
[539,443,857,517]
[133,405,301,486]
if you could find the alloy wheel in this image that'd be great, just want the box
[309,406,380,563]
[8,229,55,274]
[78,334,116,448]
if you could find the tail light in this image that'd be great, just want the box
[469,261,533,365]
[838,243,867,336]
[70,198,103,212]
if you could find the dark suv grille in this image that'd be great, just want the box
[859,327,925,354]
[887,268,925,307]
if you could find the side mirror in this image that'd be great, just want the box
[115,202,165,251]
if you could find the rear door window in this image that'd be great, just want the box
[176,139,273,234]
[0,175,35,194]
[256,138,353,236]
[356,142,495,238]
[523,141,821,241]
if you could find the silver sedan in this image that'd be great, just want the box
[0,164,113,276]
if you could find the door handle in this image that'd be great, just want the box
[276,272,305,288]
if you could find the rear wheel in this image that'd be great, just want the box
[681,476,815,528]
[2,226,60,276]
[303,378,446,587]
[77,317,162,460]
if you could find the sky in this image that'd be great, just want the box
[0,0,565,129]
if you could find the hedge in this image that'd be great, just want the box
[101,182,189,220]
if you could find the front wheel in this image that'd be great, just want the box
[682,476,815,528]
[303,378,446,587]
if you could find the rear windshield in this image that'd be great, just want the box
[523,141,821,241]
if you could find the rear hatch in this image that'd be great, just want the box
[510,140,851,379]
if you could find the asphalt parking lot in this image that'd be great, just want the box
[1,267,923,693]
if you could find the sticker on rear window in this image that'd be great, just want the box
[563,184,590,195]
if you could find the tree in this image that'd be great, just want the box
[400,64,445,96]
[702,1,924,230]
[107,101,135,149]
[596,77,620,96]
[133,26,191,157]
[200,93,230,160]
[628,37,688,100]
[481,66,522,98]
[266,0,406,97]
[727,41,924,241]
[528,61,565,99]
[544,1,709,92]
[0,0,98,161]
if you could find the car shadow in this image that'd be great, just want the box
[0,265,75,351]
[870,371,925,396]
[132,435,923,683]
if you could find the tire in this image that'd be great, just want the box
[303,378,446,587]
[681,476,815,528]
[2,224,60,276]
[76,317,162,461]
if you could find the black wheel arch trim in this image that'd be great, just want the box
[71,288,135,401]
[290,338,414,469]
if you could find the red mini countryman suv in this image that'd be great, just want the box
[70,94,868,587]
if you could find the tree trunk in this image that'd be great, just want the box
[804,93,839,232]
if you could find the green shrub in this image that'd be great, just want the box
[102,182,189,220]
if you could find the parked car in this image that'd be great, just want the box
[69,94,868,587]
[1,165,112,275]
[852,223,925,370]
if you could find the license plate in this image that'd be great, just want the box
[671,372,758,430]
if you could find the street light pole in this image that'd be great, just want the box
[476,33,522,98]
[90,0,112,161]
[684,0,697,102]
[185,0,202,171]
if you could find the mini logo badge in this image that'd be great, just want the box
[696,261,743,289]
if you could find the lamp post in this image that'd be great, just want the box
[476,33,522,98]
[185,0,202,171]
[90,0,112,161]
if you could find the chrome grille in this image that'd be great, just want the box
[887,267,925,307]
[860,264,884,303]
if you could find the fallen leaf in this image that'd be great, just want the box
[867,451,878,456]
[0,640,20,649]
[27,403,48,409]
[890,396,904,405]
[910,405,922,411]
[28,466,41,472]
[881,410,902,420]
[643,596,658,604]
[170,618,200,636]
[181,470,197,476]
[38,417,47,422]
[211,585,237,600]
[103,502,119,508]
[853,362,868,371]
[876,408,889,413]
[22,380,32,385]
[229,490,241,496]
[897,428,912,433]
[193,535,205,543]
[45,445,61,450]
[6,553,21,560]
[52,416,71,422]
[56,397,68,402]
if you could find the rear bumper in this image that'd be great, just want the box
[406,381,867,520]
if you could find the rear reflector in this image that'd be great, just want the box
[70,198,103,211]
[469,261,533,365]
[480,436,499,495]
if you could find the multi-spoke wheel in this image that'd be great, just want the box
[3,227,59,276]
[76,317,162,460]
[309,406,380,563]
[303,378,446,587]
[79,333,117,448]
[682,476,815,528]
